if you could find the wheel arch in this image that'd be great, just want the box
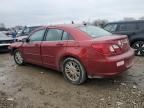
[58,54,86,72]
[11,47,18,55]
[129,33,144,46]
[130,38,144,46]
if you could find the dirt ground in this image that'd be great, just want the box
[0,53,144,108]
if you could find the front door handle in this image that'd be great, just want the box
[35,43,40,47]
[56,43,64,46]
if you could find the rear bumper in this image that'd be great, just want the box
[86,48,134,78]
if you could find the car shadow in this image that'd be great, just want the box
[15,63,134,90]
[0,52,9,54]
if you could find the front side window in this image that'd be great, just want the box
[29,29,45,42]
[104,24,117,32]
[45,29,63,41]
[79,26,112,38]
[119,23,137,31]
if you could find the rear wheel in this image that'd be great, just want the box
[14,50,25,65]
[132,41,144,56]
[62,57,87,84]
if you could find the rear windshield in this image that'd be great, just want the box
[79,26,112,38]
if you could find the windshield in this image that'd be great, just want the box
[79,25,112,38]
[20,26,40,35]
[29,27,39,32]
[0,32,7,39]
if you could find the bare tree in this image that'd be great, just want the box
[139,16,144,20]
[0,23,5,28]
[92,19,108,27]
[123,17,135,21]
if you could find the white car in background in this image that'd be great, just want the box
[16,26,41,41]
[0,32,14,52]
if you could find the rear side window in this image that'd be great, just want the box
[79,26,112,38]
[104,24,117,32]
[62,32,74,40]
[119,23,137,31]
[45,29,63,41]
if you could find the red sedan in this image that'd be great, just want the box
[10,25,134,84]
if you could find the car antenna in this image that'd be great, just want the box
[72,21,74,24]
[83,21,87,26]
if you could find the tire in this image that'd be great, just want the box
[132,41,144,56]
[14,49,25,65]
[62,57,87,85]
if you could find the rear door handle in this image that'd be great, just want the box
[56,43,64,46]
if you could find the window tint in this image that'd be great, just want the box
[28,26,41,33]
[119,23,137,31]
[137,22,144,30]
[29,29,45,42]
[46,29,63,41]
[79,26,112,38]
[23,27,40,35]
[23,28,30,34]
[62,32,73,40]
[104,24,117,32]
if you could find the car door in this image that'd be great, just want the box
[22,29,46,65]
[41,28,68,69]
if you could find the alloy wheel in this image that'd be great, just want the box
[132,41,144,56]
[14,51,24,65]
[64,61,81,82]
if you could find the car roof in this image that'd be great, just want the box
[29,26,41,28]
[35,24,94,31]
[29,24,93,41]
[46,24,85,29]
[106,20,144,24]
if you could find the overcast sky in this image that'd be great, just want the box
[0,0,144,27]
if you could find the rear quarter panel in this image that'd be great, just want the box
[58,40,104,72]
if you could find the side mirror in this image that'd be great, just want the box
[22,38,30,43]
[26,38,30,43]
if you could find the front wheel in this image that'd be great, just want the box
[62,57,87,85]
[132,41,144,56]
[14,50,25,65]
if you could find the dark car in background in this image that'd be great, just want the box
[16,26,41,41]
[0,32,14,52]
[103,20,144,56]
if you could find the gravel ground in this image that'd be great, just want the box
[0,53,144,108]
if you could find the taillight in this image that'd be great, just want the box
[92,38,130,56]
[92,42,125,56]
[110,44,122,54]
[92,43,112,55]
